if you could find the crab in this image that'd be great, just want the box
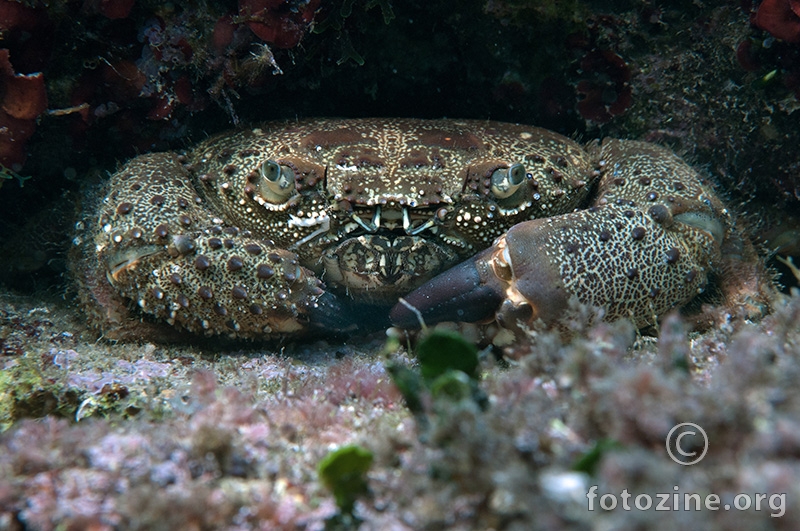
[71,118,760,341]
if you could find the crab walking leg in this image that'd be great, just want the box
[106,236,344,337]
[88,153,348,338]
[390,139,729,330]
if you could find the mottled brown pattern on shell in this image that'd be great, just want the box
[91,153,320,337]
[80,119,729,339]
[191,119,596,261]
[493,138,728,331]
[535,205,717,328]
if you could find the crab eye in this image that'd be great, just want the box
[258,159,296,203]
[490,163,526,199]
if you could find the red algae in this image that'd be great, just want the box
[0,49,47,168]
[238,0,321,49]
[753,0,800,43]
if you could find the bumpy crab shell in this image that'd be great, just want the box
[70,118,756,340]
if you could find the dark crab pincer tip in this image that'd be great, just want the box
[389,255,504,329]
[306,292,361,333]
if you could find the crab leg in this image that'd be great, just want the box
[87,153,353,339]
[390,139,729,331]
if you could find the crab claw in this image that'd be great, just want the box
[390,219,572,330]
[391,138,734,334]
[389,247,505,329]
[392,195,728,332]
[482,221,572,330]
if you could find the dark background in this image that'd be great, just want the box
[0,0,797,292]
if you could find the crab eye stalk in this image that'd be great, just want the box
[258,159,296,203]
[490,163,526,199]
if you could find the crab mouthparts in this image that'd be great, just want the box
[323,234,458,306]
[349,205,439,237]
